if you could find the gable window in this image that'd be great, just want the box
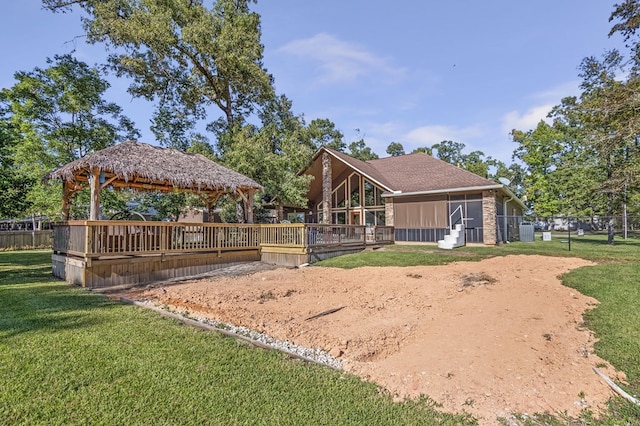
[349,173,361,207]
[333,182,346,208]
[364,180,385,207]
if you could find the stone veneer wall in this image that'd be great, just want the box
[482,190,497,245]
[384,198,394,226]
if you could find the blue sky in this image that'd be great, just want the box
[0,1,626,163]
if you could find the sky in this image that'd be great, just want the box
[0,1,628,164]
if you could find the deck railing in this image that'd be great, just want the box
[53,221,393,258]
[306,224,366,247]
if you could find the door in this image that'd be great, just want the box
[350,211,361,225]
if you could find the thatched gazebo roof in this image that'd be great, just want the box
[47,140,262,193]
[46,140,262,222]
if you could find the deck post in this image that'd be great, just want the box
[322,152,332,224]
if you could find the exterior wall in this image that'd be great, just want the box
[393,192,489,244]
[482,190,498,245]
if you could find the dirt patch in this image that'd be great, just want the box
[118,254,620,424]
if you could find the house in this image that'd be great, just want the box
[301,147,526,245]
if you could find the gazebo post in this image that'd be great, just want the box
[246,189,255,224]
[236,189,255,224]
[62,181,72,221]
[89,167,101,221]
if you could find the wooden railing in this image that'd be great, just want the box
[54,221,260,258]
[53,221,393,258]
[306,224,366,247]
[372,226,395,244]
[260,224,306,248]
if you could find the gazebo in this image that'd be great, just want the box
[46,140,263,223]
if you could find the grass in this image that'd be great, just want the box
[0,250,475,425]
[317,232,640,268]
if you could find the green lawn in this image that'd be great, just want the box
[318,232,640,268]
[0,250,474,425]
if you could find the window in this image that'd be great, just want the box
[332,211,346,224]
[333,183,346,208]
[365,210,375,226]
[364,180,384,206]
[350,174,360,207]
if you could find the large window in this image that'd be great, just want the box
[332,211,346,224]
[349,174,360,207]
[365,210,386,226]
[364,180,384,206]
[333,183,346,208]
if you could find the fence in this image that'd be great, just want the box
[0,230,53,250]
[524,216,640,234]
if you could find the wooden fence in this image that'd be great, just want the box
[0,230,53,250]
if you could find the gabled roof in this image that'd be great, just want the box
[313,147,497,193]
[312,147,394,191]
[306,147,525,208]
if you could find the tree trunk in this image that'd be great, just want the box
[245,189,255,224]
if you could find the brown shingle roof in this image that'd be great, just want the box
[318,148,497,194]
[367,152,498,193]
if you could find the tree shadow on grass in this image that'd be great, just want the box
[0,283,119,339]
[0,250,120,340]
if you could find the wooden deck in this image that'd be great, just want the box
[52,221,394,288]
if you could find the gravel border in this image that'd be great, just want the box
[121,297,344,370]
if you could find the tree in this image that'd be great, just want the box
[574,50,640,243]
[223,96,314,217]
[348,138,379,161]
[412,146,433,155]
[305,118,345,151]
[460,150,496,179]
[0,54,139,220]
[386,141,405,157]
[1,54,139,163]
[432,140,465,165]
[511,121,564,217]
[0,120,33,218]
[44,0,275,155]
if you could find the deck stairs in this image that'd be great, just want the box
[437,223,465,249]
[437,205,466,249]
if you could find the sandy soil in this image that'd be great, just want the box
[118,254,620,424]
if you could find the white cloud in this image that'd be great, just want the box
[500,80,581,134]
[278,33,405,85]
[531,80,580,102]
[500,104,554,135]
[405,124,485,146]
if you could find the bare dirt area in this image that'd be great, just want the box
[118,254,620,424]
